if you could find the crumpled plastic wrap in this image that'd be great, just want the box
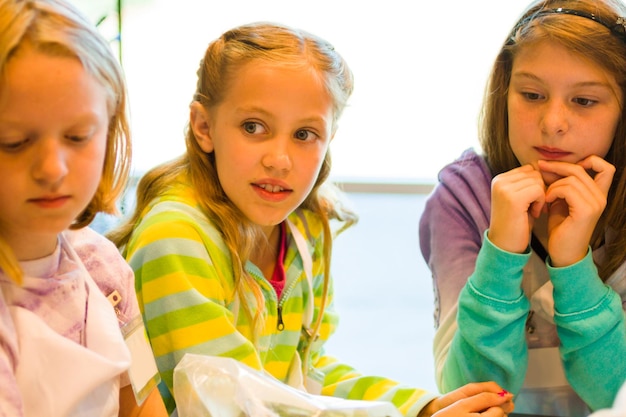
[173,354,402,417]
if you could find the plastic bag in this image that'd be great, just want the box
[173,354,402,417]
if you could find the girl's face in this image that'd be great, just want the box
[191,61,334,237]
[0,45,109,260]
[507,40,622,185]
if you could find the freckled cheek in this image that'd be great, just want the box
[507,125,532,167]
[508,105,538,146]
[508,102,535,129]
[593,138,614,159]
[507,109,522,143]
[582,120,617,159]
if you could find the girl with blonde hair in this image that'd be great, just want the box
[111,21,514,417]
[0,0,165,415]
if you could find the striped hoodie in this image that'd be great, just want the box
[123,177,437,416]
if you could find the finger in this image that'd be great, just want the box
[434,382,503,410]
[538,158,614,196]
[452,381,509,398]
[499,397,515,414]
[538,159,593,185]
[491,167,546,219]
[542,175,604,265]
[545,176,606,215]
[447,391,514,414]
[543,165,608,213]
[490,168,545,252]
[479,407,508,417]
[529,200,544,218]
[576,155,615,195]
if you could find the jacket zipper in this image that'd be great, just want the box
[249,269,297,332]
[277,306,285,330]
[275,275,301,331]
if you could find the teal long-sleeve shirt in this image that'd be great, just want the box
[420,149,626,416]
[445,233,626,412]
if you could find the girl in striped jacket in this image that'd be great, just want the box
[109,21,514,417]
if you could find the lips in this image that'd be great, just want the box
[253,178,293,193]
[257,183,287,193]
[535,146,571,159]
[29,195,70,208]
[252,181,292,202]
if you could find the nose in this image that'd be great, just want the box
[32,138,68,187]
[261,137,292,173]
[540,99,569,137]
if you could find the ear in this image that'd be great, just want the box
[190,101,214,153]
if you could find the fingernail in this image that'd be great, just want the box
[498,389,509,397]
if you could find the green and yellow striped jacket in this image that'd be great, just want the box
[123,179,436,416]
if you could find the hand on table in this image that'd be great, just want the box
[418,381,515,417]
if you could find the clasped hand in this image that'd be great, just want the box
[488,156,615,267]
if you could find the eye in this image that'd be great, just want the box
[573,97,597,107]
[0,138,30,152]
[242,121,266,135]
[294,129,317,141]
[522,92,543,101]
[66,135,88,143]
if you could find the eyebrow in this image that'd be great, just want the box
[511,71,614,89]
[235,106,330,125]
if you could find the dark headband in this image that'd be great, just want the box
[508,7,626,44]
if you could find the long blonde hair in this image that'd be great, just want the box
[108,22,357,337]
[479,0,626,279]
[0,0,131,283]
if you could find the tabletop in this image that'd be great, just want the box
[510,414,564,417]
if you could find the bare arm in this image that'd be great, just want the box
[119,385,168,417]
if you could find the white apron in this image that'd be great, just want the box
[516,254,589,416]
[11,235,131,417]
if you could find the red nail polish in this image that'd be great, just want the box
[498,389,509,397]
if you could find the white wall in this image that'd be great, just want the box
[74,0,530,182]
[74,0,541,394]
[327,192,437,391]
